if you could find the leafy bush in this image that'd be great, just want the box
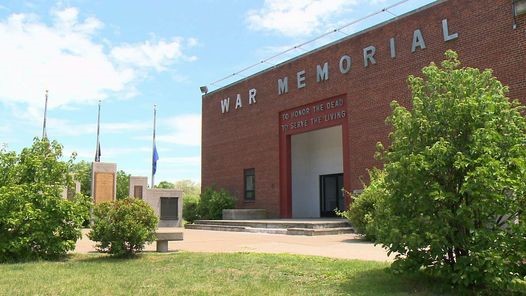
[198,188,235,220]
[372,50,526,289]
[0,186,91,262]
[88,197,159,257]
[183,194,201,223]
[338,169,386,240]
[0,139,92,262]
[182,188,234,223]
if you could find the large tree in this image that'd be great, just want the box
[156,179,201,198]
[116,170,130,200]
[373,51,526,288]
[1,138,72,187]
[70,160,91,197]
[156,180,176,189]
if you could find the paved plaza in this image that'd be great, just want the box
[75,229,392,262]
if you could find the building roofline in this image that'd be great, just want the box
[203,0,444,98]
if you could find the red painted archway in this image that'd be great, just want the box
[278,95,350,218]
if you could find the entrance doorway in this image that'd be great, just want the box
[291,125,343,218]
[279,95,350,218]
[320,174,344,217]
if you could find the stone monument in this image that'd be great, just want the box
[91,162,117,204]
[61,180,81,199]
[129,176,183,227]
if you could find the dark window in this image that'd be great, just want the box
[133,185,143,199]
[160,197,178,220]
[244,168,255,200]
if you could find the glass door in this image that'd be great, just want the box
[320,174,344,217]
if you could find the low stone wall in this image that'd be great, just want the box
[222,209,267,220]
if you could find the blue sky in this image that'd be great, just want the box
[0,0,434,185]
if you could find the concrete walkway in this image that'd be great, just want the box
[75,229,393,262]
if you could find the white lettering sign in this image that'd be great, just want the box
[235,94,242,109]
[316,62,329,82]
[297,70,306,89]
[411,29,426,52]
[442,19,458,41]
[278,77,288,94]
[363,45,377,67]
[339,55,352,74]
[390,37,396,58]
[248,88,257,104]
[221,97,230,114]
[219,18,461,114]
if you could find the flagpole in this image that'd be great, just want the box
[42,90,48,139]
[151,104,157,188]
[95,100,101,162]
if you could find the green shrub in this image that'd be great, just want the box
[372,50,526,289]
[338,169,386,240]
[183,194,201,223]
[0,185,91,262]
[198,188,235,220]
[88,197,158,257]
[0,138,92,262]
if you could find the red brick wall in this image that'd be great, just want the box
[201,0,526,218]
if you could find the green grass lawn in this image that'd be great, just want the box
[0,252,460,296]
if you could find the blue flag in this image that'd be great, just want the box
[152,144,159,175]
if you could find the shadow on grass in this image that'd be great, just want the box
[0,254,73,265]
[74,250,183,263]
[339,237,376,244]
[74,253,146,263]
[336,268,456,296]
[140,250,181,254]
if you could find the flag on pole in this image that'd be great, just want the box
[95,100,101,162]
[151,104,158,188]
[152,143,159,175]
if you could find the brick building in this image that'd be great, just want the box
[201,0,526,218]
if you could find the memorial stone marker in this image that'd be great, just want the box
[91,162,117,204]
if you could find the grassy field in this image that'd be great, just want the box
[0,252,461,296]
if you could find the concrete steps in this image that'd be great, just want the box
[185,219,354,236]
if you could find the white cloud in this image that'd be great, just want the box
[149,156,201,184]
[0,7,197,110]
[111,38,196,71]
[52,7,103,35]
[156,114,201,147]
[47,119,151,137]
[104,122,150,133]
[246,0,358,37]
[161,156,201,167]
[187,37,199,48]
[64,145,151,160]
[63,147,93,159]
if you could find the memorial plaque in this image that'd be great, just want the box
[94,172,115,204]
[134,185,143,199]
[160,197,179,220]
